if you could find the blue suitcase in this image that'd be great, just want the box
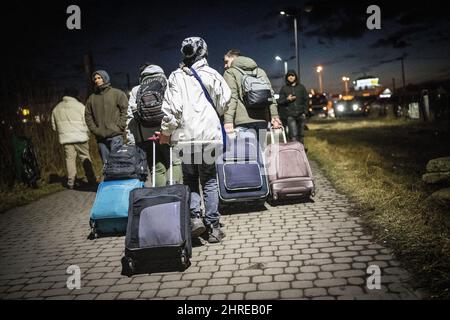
[90,179,144,238]
[216,131,269,203]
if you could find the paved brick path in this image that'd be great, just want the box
[0,162,422,300]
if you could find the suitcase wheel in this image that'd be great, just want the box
[121,256,135,277]
[273,193,278,201]
[180,252,191,270]
[181,254,188,266]
[89,222,99,240]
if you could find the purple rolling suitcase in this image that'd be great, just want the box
[265,128,315,200]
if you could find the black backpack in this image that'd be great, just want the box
[135,75,167,128]
[103,145,148,181]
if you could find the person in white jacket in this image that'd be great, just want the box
[158,37,231,243]
[51,88,97,189]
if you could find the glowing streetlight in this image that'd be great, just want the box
[316,66,323,93]
[342,77,350,95]
[275,56,288,75]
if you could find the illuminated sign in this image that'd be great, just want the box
[355,78,379,90]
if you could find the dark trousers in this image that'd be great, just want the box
[285,114,306,144]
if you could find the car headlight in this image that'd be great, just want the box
[337,105,344,112]
[322,106,327,111]
[352,104,359,111]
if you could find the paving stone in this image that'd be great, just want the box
[0,160,421,302]
[328,286,364,296]
[246,291,279,300]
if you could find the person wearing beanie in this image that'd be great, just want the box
[51,87,97,189]
[158,36,231,244]
[85,70,128,164]
[126,63,182,187]
[277,69,309,144]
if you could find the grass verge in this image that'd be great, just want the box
[305,118,450,299]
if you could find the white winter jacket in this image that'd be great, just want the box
[51,97,90,145]
[161,59,231,143]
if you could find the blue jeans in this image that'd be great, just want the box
[182,158,220,229]
[235,121,268,149]
[97,135,123,164]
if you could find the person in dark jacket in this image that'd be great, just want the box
[85,70,128,164]
[277,70,309,143]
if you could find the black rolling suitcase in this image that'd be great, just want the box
[121,139,191,276]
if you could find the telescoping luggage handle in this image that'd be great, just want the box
[269,125,287,144]
[148,136,174,187]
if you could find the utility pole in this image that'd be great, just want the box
[294,16,300,82]
[401,57,406,90]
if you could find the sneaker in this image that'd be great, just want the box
[208,227,225,244]
[191,218,206,238]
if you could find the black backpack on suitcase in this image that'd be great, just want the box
[103,144,148,181]
[121,185,192,276]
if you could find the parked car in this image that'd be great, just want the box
[308,93,329,118]
[333,98,370,117]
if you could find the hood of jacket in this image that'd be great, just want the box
[285,69,299,85]
[141,65,165,77]
[231,56,258,72]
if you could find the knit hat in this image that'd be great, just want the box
[92,70,111,85]
[181,37,208,61]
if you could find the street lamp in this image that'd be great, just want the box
[342,77,350,95]
[280,5,312,82]
[316,66,323,93]
[275,56,288,75]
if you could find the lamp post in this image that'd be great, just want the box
[316,66,323,93]
[275,56,288,75]
[280,5,312,83]
[342,76,350,95]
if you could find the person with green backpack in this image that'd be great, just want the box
[222,49,282,146]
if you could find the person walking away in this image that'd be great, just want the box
[222,50,282,147]
[51,88,97,189]
[158,37,231,243]
[127,63,182,186]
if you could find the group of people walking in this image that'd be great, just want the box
[51,36,309,243]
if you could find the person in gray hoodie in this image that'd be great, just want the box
[127,63,182,187]
[85,70,128,164]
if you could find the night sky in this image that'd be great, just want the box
[2,0,450,99]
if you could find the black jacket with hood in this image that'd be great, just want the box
[277,70,309,119]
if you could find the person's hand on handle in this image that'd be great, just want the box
[271,117,282,129]
[155,131,171,145]
[224,123,234,134]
